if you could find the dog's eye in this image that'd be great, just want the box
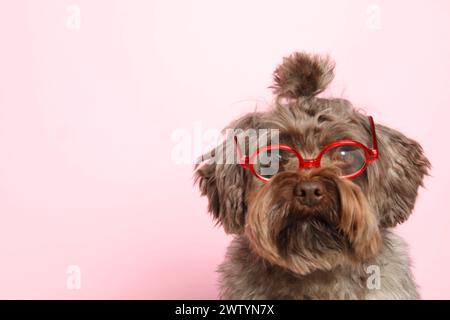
[253,148,298,179]
[322,145,366,176]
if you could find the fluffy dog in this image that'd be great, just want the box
[194,52,430,299]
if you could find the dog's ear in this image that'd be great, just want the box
[194,113,262,234]
[366,122,430,227]
[271,52,335,99]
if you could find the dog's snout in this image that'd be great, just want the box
[294,181,324,206]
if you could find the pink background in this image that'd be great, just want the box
[0,0,449,299]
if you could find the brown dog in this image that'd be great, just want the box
[195,52,430,299]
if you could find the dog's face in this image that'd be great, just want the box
[195,53,430,275]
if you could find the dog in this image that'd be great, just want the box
[194,52,430,299]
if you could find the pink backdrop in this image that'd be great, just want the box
[0,0,449,299]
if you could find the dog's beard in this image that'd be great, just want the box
[272,202,346,259]
[245,169,381,275]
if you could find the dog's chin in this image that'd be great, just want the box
[246,202,349,275]
[276,206,343,251]
[270,202,349,273]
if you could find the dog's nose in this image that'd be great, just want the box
[294,181,324,206]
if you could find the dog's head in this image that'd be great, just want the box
[195,52,430,275]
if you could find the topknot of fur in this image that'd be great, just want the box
[271,52,335,99]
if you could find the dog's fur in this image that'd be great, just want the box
[194,52,430,299]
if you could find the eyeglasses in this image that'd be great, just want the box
[234,116,379,182]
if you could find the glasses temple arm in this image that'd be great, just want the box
[368,116,379,159]
[233,136,250,168]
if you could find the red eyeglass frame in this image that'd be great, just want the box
[234,116,379,182]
